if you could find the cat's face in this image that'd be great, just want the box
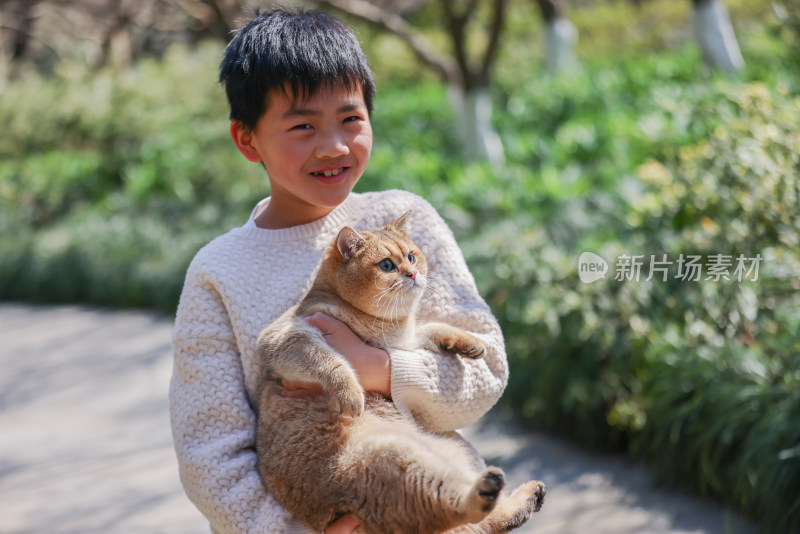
[328,213,428,320]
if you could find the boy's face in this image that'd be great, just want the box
[232,83,373,228]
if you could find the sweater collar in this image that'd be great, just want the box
[233,193,362,243]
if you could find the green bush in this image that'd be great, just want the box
[0,43,264,312]
[474,81,800,531]
[0,42,264,227]
[629,82,800,531]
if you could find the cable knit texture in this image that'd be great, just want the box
[169,189,508,533]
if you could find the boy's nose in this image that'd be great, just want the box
[315,134,349,158]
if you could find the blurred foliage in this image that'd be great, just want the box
[628,83,800,531]
[467,80,800,531]
[0,42,264,309]
[1,2,800,532]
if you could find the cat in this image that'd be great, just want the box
[255,211,545,533]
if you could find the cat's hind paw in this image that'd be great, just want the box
[528,480,546,513]
[462,466,505,524]
[492,480,546,531]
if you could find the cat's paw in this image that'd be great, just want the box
[527,480,546,513]
[476,467,505,511]
[439,333,485,359]
[462,466,505,523]
[332,387,365,419]
[493,480,546,531]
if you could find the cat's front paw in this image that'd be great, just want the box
[332,387,364,419]
[439,333,485,359]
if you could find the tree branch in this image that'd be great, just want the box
[203,0,240,34]
[533,0,566,22]
[0,22,61,59]
[315,0,461,85]
[439,0,473,89]
[480,0,506,83]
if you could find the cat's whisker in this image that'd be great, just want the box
[373,277,394,297]
[386,292,397,328]
[393,292,402,327]
[393,297,400,328]
[381,295,393,323]
[374,278,394,291]
[377,288,399,332]
[372,293,389,328]
[373,287,393,305]
[385,293,394,324]
[399,291,404,316]
[374,293,392,346]
[423,273,472,304]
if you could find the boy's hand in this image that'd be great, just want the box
[325,513,361,533]
[305,312,391,398]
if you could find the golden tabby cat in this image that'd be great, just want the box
[255,212,545,533]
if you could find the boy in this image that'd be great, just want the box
[169,7,509,533]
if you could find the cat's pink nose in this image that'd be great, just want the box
[406,270,417,280]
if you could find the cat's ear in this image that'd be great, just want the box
[336,226,365,261]
[389,210,413,234]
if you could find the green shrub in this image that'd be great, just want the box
[0,42,264,313]
[476,81,800,531]
[629,82,800,531]
[0,42,265,228]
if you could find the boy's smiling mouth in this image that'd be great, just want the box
[309,164,352,185]
[312,167,347,178]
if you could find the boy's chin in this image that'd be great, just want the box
[314,182,359,206]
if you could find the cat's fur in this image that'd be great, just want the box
[255,212,545,533]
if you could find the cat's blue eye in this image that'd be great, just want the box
[379,259,395,272]
[408,253,416,264]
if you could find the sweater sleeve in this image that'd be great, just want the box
[387,195,509,432]
[169,267,318,534]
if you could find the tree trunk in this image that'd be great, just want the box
[544,16,577,71]
[691,0,744,74]
[0,0,41,80]
[535,0,577,72]
[448,84,505,165]
[439,0,507,164]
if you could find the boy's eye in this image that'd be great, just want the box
[291,124,313,131]
[378,259,395,272]
[408,252,416,264]
[343,116,361,123]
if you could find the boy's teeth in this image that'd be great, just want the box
[318,168,343,177]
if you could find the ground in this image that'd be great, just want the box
[0,303,756,534]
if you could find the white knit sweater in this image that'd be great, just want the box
[169,189,508,533]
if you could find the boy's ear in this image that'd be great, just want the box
[230,121,263,163]
[336,227,365,261]
[389,210,413,234]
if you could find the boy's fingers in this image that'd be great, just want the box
[325,513,361,534]
[305,312,343,333]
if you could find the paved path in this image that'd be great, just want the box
[0,304,756,534]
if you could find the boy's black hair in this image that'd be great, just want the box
[219,7,376,131]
